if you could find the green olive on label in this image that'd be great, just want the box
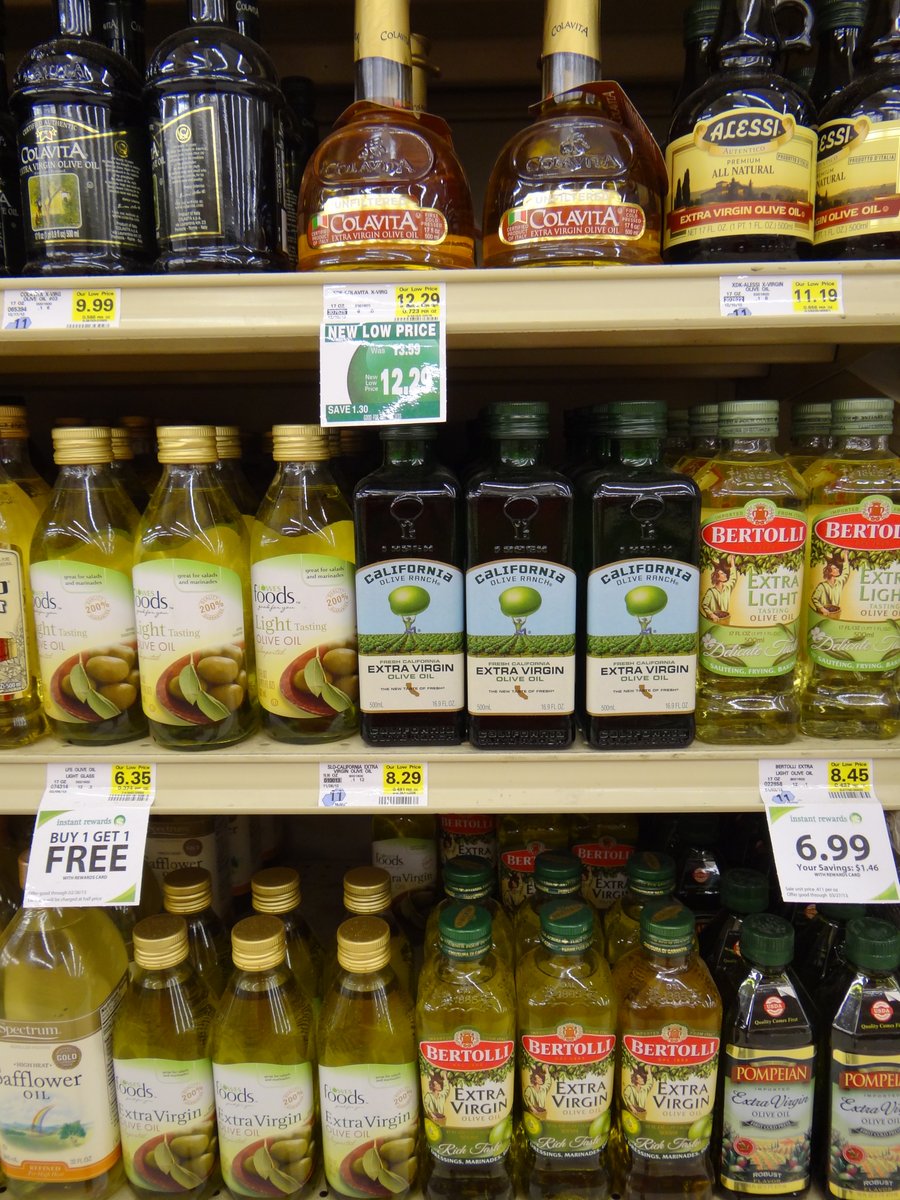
[85,654,130,684]
[98,682,137,710]
[379,1138,415,1164]
[270,1138,310,1164]
[322,647,356,676]
[168,674,185,700]
[109,644,137,669]
[217,644,244,664]
[127,669,141,691]
[60,675,76,698]
[334,674,359,702]
[208,684,244,712]
[196,655,240,685]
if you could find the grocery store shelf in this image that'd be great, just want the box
[1,733,898,814]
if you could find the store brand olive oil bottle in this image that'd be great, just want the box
[251,867,324,1015]
[0,405,50,510]
[163,867,231,1000]
[332,867,414,998]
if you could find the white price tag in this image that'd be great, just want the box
[720,275,843,317]
[318,762,428,808]
[3,287,121,330]
[760,759,899,905]
[25,763,156,908]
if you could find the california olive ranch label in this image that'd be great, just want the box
[419,1029,515,1165]
[817,117,900,246]
[519,1026,615,1159]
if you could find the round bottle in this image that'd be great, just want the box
[673,402,719,477]
[603,850,677,967]
[110,427,150,511]
[571,814,639,912]
[515,850,588,962]
[497,814,571,914]
[0,405,50,509]
[423,855,514,970]
[214,426,259,529]
[674,0,722,109]
[336,866,414,996]
[162,866,231,1000]
[250,866,323,1012]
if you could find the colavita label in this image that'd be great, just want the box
[520,1026,615,1158]
[355,0,409,63]
[542,0,601,59]
[500,190,646,245]
[308,197,447,250]
[816,117,900,246]
[829,1049,900,1199]
[151,104,222,241]
[699,502,806,678]
[620,1027,720,1159]
[665,108,816,249]
[806,498,900,672]
[573,840,636,910]
[0,547,29,696]
[500,841,548,911]
[439,815,497,867]
[419,1031,515,1165]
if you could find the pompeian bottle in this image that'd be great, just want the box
[0,3,23,277]
[785,400,832,476]
[466,402,576,750]
[146,0,289,272]
[699,867,769,1004]
[162,866,231,1000]
[811,0,868,113]
[10,0,154,275]
[675,0,724,109]
[796,902,866,1018]
[98,0,146,73]
[354,425,465,746]
[664,0,817,264]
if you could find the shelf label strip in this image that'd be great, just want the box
[319,761,428,808]
[3,287,121,330]
[720,275,843,317]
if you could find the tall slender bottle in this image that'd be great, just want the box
[0,405,49,509]
[250,866,323,1013]
[498,815,571,913]
[0,465,45,747]
[796,902,866,1020]
[675,0,723,109]
[811,0,868,113]
[372,813,439,940]
[785,400,832,476]
[571,814,639,913]
[99,0,146,72]
[699,867,769,1003]
[695,400,808,744]
[134,425,258,749]
[354,425,465,745]
[603,850,677,967]
[162,866,231,1000]
[0,4,22,278]
[110,427,149,511]
[466,402,576,749]
[251,424,357,743]
[423,855,514,971]
[31,426,145,745]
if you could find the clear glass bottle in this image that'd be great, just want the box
[411,32,439,115]
[0,405,50,509]
[811,0,868,113]
[515,850,588,963]
[672,813,724,933]
[332,866,414,998]
[134,425,258,749]
[214,426,259,530]
[498,814,571,914]
[699,867,769,1004]
[785,400,832,477]
[0,465,45,747]
[571,814,639,913]
[674,0,722,110]
[372,813,438,942]
[31,426,146,745]
[120,415,160,494]
[673,403,720,477]
[664,408,691,469]
[251,424,358,744]
[110,427,149,511]
[162,866,231,1000]
[423,855,514,972]
[149,816,231,922]
[250,866,323,1013]
[603,850,677,967]
[439,814,497,870]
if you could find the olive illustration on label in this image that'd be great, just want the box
[279,640,359,716]
[488,1115,512,1147]
[625,585,668,637]
[588,1110,611,1142]
[499,586,541,638]
[52,643,141,722]
[158,645,247,724]
[687,1114,713,1142]
[232,1133,315,1196]
[523,1112,542,1137]
[340,1135,417,1197]
[388,585,430,634]
[132,1123,217,1193]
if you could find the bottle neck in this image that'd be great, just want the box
[54,462,115,486]
[790,432,830,452]
[188,0,232,27]
[645,946,692,969]
[713,0,781,70]
[542,51,602,98]
[615,435,665,467]
[492,436,547,467]
[719,434,778,456]
[0,439,35,468]
[815,24,862,90]
[274,458,337,487]
[679,36,714,99]
[234,0,260,41]
[354,0,412,106]
[832,433,893,453]
[57,0,95,38]
[382,439,435,469]
[864,0,900,65]
[355,57,411,106]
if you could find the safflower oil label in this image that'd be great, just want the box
[817,117,900,245]
[519,1026,615,1158]
[419,1029,514,1165]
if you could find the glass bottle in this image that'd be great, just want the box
[483,0,666,267]
[234,0,260,42]
[372,813,439,942]
[466,402,576,750]
[105,861,163,961]
[675,0,723,110]
[146,0,289,272]
[354,425,465,746]
[664,407,691,468]
[695,399,808,744]
[98,0,146,73]
[250,866,323,1013]
[9,0,153,275]
[162,866,231,1000]
[665,0,817,264]
[110,427,149,511]
[209,916,318,1200]
[411,33,439,115]
[672,813,724,933]
[498,814,571,914]
[298,0,474,270]
[674,402,720,477]
[0,465,45,747]
[811,0,868,113]
[0,6,23,278]
[603,850,677,967]
[699,866,769,1003]
[30,426,145,745]
[423,855,514,971]
[224,814,258,921]
[113,914,218,1200]
[439,814,498,870]
[214,426,259,531]
[0,405,50,509]
[338,430,378,495]
[571,813,639,913]
[417,904,515,1200]
[785,400,832,476]
[134,425,258,749]
[318,916,419,1200]
[120,415,161,494]
[515,849,589,963]
[800,397,900,738]
[333,866,414,998]
[149,816,231,922]
[795,901,866,1019]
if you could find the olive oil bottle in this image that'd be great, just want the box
[134,426,258,749]
[332,867,414,998]
[31,426,145,745]
[785,401,833,477]
[673,403,719,477]
[251,867,324,1013]
[498,814,571,914]
[603,851,677,968]
[162,867,231,1000]
[571,814,639,913]
[372,813,439,928]
[113,915,218,1200]
[699,867,769,1005]
[209,916,318,1200]
[0,465,45,747]
[514,850,588,963]
[215,427,259,530]
[423,855,514,972]
[0,405,50,510]
[110,427,150,511]
[439,814,498,870]
[796,902,866,1020]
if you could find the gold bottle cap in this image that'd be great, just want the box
[157,425,218,464]
[251,867,301,914]
[17,849,28,891]
[336,916,391,972]
[110,427,134,461]
[133,914,190,970]
[215,426,243,460]
[52,426,113,465]
[343,866,392,914]
[163,867,214,914]
[232,914,286,971]
[272,424,330,462]
[0,404,27,438]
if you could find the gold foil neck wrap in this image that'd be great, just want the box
[355,0,411,66]
[0,405,27,439]
[543,0,601,61]
[110,427,134,461]
[215,425,243,461]
[163,866,214,914]
[252,867,302,913]
[133,914,190,970]
[156,425,217,464]
[272,424,331,462]
[337,915,391,972]
[232,914,286,972]
[343,866,392,914]
[52,426,113,465]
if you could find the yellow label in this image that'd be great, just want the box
[542,0,601,60]
[355,0,410,65]
[71,289,118,324]
[791,278,842,313]
[395,285,442,320]
[816,117,900,245]
[828,761,872,790]
[383,763,425,794]
[110,764,153,795]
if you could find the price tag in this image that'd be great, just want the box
[70,288,119,324]
[760,759,899,905]
[720,275,844,318]
[110,763,154,796]
[791,278,842,314]
[319,762,428,808]
[320,283,446,427]
[2,287,121,330]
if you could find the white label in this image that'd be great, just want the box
[0,546,29,694]
[3,287,121,330]
[719,275,843,317]
[145,818,230,919]
[372,838,438,897]
[319,762,428,808]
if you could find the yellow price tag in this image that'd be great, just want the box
[791,279,842,314]
[110,764,154,795]
[382,763,426,794]
[395,285,442,320]
[827,761,871,791]
[71,289,118,324]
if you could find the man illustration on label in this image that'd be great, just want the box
[523,1064,549,1117]
[623,1063,651,1118]
[424,1069,450,1124]
[811,550,849,616]
[700,554,736,624]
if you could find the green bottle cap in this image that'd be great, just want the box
[438,903,492,960]
[586,403,611,435]
[684,0,722,42]
[534,850,583,895]
[820,902,867,922]
[718,400,780,438]
[845,917,900,974]
[689,403,719,437]
[443,855,494,902]
[816,0,869,33]
[721,868,769,915]
[790,401,832,437]
[540,900,594,953]
[379,423,438,442]
[668,409,690,435]
[831,398,895,437]
[488,401,550,438]
[627,851,677,898]
[740,912,794,967]
[640,900,696,956]
[609,400,667,437]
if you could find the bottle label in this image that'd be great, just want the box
[699,502,806,677]
[18,110,147,251]
[664,109,816,249]
[145,816,230,919]
[440,815,497,868]
[318,1062,419,1198]
[356,0,410,63]
[0,973,126,1183]
[499,841,548,911]
[620,1028,720,1159]
[133,558,250,727]
[816,117,900,245]
[465,559,576,715]
[499,190,646,245]
[721,1044,815,1194]
[572,840,636,910]
[520,1026,616,1159]
[829,1047,900,1199]
[806,499,900,672]
[113,1056,217,1193]
[419,1031,515,1165]
[30,561,140,725]
[356,558,464,714]
[308,196,447,250]
[372,837,438,896]
[543,0,601,59]
[212,1062,316,1197]
[586,557,699,715]
[151,104,223,242]
[0,546,29,696]
[251,551,357,719]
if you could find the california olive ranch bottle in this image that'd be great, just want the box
[0,2,23,277]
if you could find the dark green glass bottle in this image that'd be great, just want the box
[0,0,23,277]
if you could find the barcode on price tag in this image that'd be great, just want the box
[720,275,844,317]
[3,287,121,330]
[319,762,428,808]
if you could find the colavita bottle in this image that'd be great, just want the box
[134,425,258,749]
[603,850,677,967]
[674,402,719,477]
[298,0,474,270]
[695,400,808,744]
[664,0,817,263]
[234,0,260,41]
[466,402,576,749]
[571,813,639,912]
[498,814,571,913]
[411,32,438,115]
[250,866,324,1013]
[0,405,49,509]
[811,0,868,113]
[800,397,900,739]
[699,867,769,1003]
[98,0,145,72]
[584,399,701,750]
[675,0,723,109]
[785,400,832,476]
[162,866,231,999]
[0,4,23,277]
[423,855,514,971]
[10,0,153,275]
[110,426,149,510]
[0,466,45,747]
[515,850,589,963]
[354,425,465,745]
[483,0,666,267]
[251,424,358,744]
[146,0,289,272]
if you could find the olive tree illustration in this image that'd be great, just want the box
[625,585,668,637]
[389,585,431,634]
[499,586,542,639]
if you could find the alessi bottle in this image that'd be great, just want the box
[811,0,868,114]
[571,814,639,912]
[603,850,677,968]
[423,855,514,971]
[250,867,323,1013]
[0,465,45,747]
[162,866,231,1000]
[498,814,571,913]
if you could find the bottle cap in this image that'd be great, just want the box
[816,0,869,33]
[252,867,301,914]
[689,403,719,438]
[534,850,583,895]
[739,912,794,967]
[336,915,392,972]
[540,900,595,953]
[790,401,832,437]
[831,398,895,437]
[52,426,113,466]
[668,409,690,435]
[820,902,867,922]
[487,401,550,438]
[339,429,369,453]
[845,917,900,974]
[343,866,392,914]
[133,914,190,970]
[438,903,492,959]
[442,855,494,902]
[231,914,286,972]
[156,425,217,464]
[163,867,214,915]
[110,427,135,461]
[626,850,677,897]
[721,868,769,915]
[684,0,722,42]
[272,424,330,462]
[640,899,696,956]
[215,426,243,460]
[379,423,438,442]
[0,404,28,438]
[609,400,667,437]
[718,400,780,438]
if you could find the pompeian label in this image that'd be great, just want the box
[573,839,636,910]
[308,196,447,249]
[151,104,222,241]
[0,547,29,696]
[519,1025,616,1159]
[699,501,806,679]
[499,189,646,245]
[806,498,900,673]
[499,841,547,911]
[419,1030,515,1165]
[440,815,497,867]
[816,117,900,245]
[829,1049,900,1199]
[665,108,816,249]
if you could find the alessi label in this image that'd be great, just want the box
[519,1025,615,1159]
[829,1049,900,1199]
[500,189,646,245]
[0,547,29,696]
[816,117,900,246]
[309,196,447,249]
[419,1031,514,1166]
